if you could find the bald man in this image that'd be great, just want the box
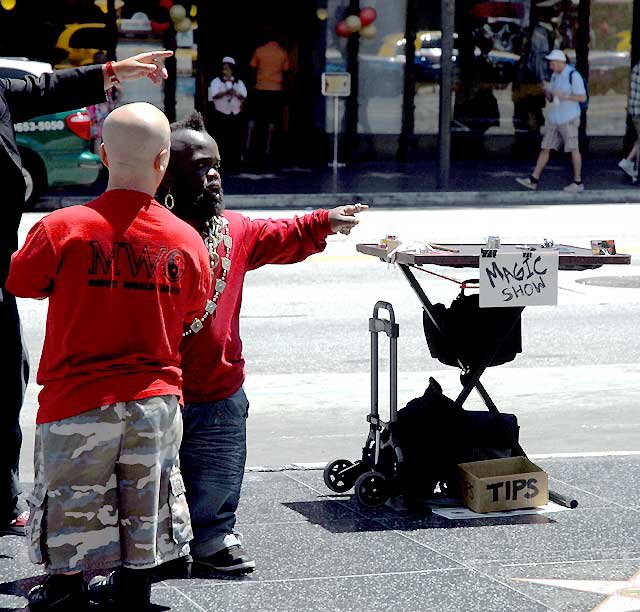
[6,102,211,611]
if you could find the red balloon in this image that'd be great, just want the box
[151,20,170,34]
[335,20,351,37]
[159,0,173,8]
[359,7,377,26]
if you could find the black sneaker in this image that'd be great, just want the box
[28,574,88,611]
[88,567,151,609]
[195,545,256,574]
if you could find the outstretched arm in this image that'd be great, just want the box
[2,50,172,123]
[245,204,369,270]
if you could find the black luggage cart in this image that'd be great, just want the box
[323,301,404,507]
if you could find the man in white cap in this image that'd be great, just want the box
[516,49,587,192]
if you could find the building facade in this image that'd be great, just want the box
[2,0,637,171]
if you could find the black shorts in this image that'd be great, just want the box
[248,90,284,127]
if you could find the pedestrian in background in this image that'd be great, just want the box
[207,56,247,170]
[7,102,211,610]
[0,49,172,538]
[618,60,640,182]
[245,27,289,164]
[516,49,587,192]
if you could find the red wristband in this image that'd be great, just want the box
[105,61,120,85]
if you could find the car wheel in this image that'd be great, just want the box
[19,150,46,208]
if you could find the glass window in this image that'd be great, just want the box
[326,0,407,135]
[584,0,631,136]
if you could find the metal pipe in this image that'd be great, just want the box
[438,0,455,189]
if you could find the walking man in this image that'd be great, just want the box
[7,103,211,610]
[158,111,367,574]
[516,49,587,192]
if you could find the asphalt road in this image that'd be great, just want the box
[15,203,640,481]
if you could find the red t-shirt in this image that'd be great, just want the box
[180,209,332,404]
[7,190,211,423]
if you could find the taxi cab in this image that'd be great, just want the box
[0,57,101,205]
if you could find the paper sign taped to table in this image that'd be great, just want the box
[479,251,558,308]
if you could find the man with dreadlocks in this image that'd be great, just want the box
[157,111,367,574]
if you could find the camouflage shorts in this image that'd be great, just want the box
[27,395,192,574]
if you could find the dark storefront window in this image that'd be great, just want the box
[386,0,632,145]
[326,0,408,134]
[586,0,631,135]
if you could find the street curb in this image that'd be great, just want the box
[222,189,640,209]
[39,189,640,210]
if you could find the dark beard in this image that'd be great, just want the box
[173,183,224,225]
[194,184,224,219]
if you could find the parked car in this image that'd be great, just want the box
[0,57,102,205]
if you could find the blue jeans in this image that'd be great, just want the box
[179,388,249,557]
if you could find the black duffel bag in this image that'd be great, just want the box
[394,377,520,500]
[423,287,524,369]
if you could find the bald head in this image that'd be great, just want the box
[101,102,171,195]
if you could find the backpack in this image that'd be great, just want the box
[393,377,521,501]
[569,67,589,112]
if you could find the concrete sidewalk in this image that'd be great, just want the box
[37,157,640,211]
[1,453,638,611]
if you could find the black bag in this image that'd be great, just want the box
[394,377,519,499]
[423,289,523,370]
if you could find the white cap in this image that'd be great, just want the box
[222,56,236,65]
[545,50,567,62]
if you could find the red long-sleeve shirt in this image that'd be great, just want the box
[7,190,212,423]
[180,209,332,404]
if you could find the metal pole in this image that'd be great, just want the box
[333,96,339,169]
[634,0,640,67]
[345,0,360,163]
[106,0,118,62]
[623,0,640,154]
[576,0,590,148]
[397,0,417,161]
[438,0,455,189]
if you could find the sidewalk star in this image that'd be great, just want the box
[515,567,640,612]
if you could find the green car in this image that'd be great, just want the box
[0,57,102,205]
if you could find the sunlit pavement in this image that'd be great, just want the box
[1,454,639,611]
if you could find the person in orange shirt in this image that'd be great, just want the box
[245,27,290,162]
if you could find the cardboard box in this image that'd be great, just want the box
[456,456,548,513]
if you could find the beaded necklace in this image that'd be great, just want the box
[183,215,232,337]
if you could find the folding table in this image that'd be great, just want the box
[356,242,632,507]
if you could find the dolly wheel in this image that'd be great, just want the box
[354,471,389,507]
[323,459,355,492]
